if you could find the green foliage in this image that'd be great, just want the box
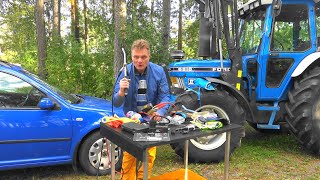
[0,1,38,71]
[1,0,117,99]
[124,1,163,64]
[182,19,200,59]
[46,36,114,99]
[0,0,199,99]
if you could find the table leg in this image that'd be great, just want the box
[143,148,149,180]
[184,140,188,180]
[224,131,231,180]
[111,142,115,180]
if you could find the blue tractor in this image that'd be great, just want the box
[168,0,320,163]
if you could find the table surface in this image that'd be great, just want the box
[100,122,242,160]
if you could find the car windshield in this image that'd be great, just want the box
[240,9,266,55]
[21,70,80,104]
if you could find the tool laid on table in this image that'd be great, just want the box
[171,124,199,134]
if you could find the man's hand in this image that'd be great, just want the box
[118,78,130,96]
[151,112,162,121]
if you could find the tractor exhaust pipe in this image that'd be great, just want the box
[198,2,211,58]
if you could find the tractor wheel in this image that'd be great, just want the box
[171,89,246,163]
[79,131,123,175]
[285,66,320,155]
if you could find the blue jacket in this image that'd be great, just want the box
[113,62,170,116]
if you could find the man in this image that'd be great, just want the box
[113,39,170,180]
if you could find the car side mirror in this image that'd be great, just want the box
[39,98,55,110]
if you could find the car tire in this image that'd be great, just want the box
[79,131,123,176]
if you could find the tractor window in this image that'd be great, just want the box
[266,58,294,88]
[240,10,266,55]
[315,4,320,46]
[271,5,310,52]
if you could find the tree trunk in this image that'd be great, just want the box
[150,0,155,23]
[112,0,115,24]
[113,0,126,77]
[36,0,47,79]
[45,1,51,36]
[161,0,171,61]
[53,0,61,37]
[178,0,183,50]
[131,0,136,27]
[70,0,80,42]
[83,0,88,53]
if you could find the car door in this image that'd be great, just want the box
[0,71,73,168]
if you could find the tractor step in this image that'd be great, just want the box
[256,102,280,130]
[257,105,280,111]
[257,124,280,129]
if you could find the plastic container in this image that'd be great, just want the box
[126,111,143,122]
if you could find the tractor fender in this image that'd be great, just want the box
[205,77,254,122]
[291,52,320,77]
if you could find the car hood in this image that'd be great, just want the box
[71,95,124,116]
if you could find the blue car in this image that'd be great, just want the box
[0,60,123,175]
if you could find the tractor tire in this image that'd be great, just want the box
[285,66,320,155]
[170,91,200,151]
[171,89,246,163]
[79,131,123,176]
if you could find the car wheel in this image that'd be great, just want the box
[79,131,123,176]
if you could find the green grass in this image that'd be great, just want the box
[1,125,320,179]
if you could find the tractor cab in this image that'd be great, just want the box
[240,0,317,102]
[236,0,320,130]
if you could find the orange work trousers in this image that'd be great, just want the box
[121,146,156,180]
